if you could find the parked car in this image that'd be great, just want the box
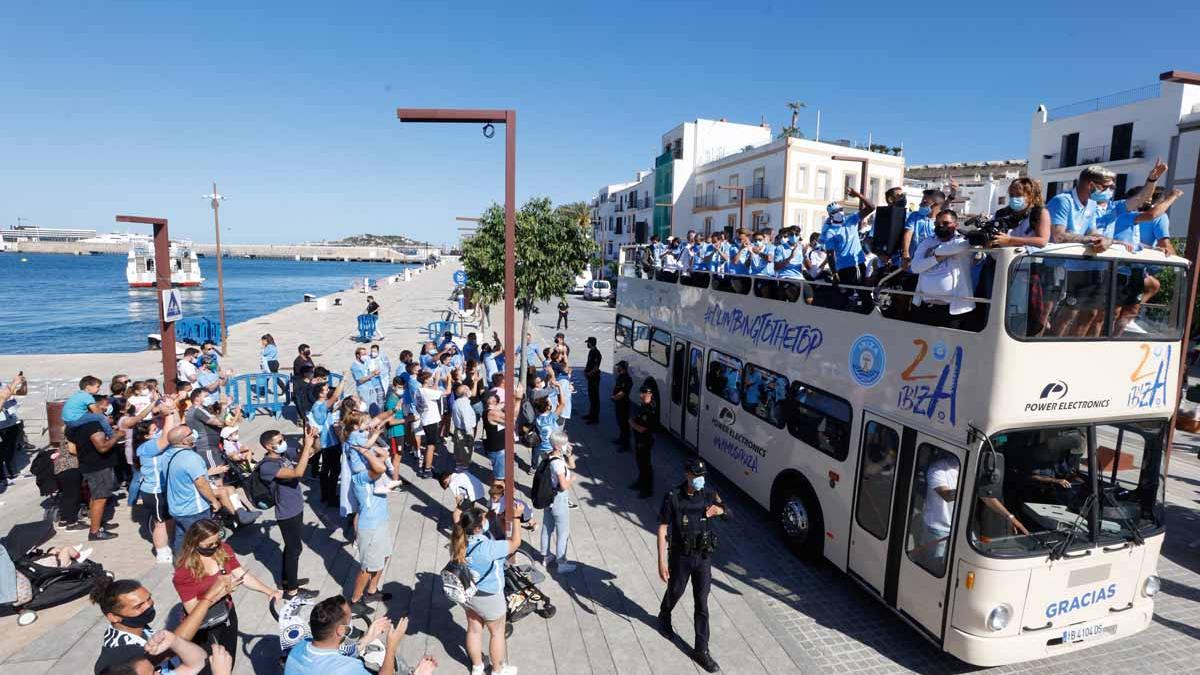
[583,279,611,301]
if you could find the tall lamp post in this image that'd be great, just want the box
[719,184,747,233]
[1158,70,1200,465]
[116,215,178,395]
[397,108,518,528]
[202,183,229,356]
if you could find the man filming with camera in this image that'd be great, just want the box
[656,458,729,673]
[910,210,975,329]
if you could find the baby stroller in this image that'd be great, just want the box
[502,550,555,638]
[0,520,111,626]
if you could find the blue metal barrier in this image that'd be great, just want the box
[176,317,222,346]
[224,372,292,420]
[357,314,379,342]
[424,320,459,341]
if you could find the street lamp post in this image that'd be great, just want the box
[115,215,178,395]
[397,108,518,529]
[202,184,229,356]
[719,185,746,232]
[1158,70,1200,464]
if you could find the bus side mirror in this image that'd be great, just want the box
[977,452,1005,499]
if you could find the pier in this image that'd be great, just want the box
[5,239,438,263]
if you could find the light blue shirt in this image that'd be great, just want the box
[260,344,278,372]
[166,449,209,517]
[419,353,437,371]
[535,411,557,452]
[820,213,864,271]
[466,534,509,595]
[370,353,391,393]
[482,353,499,382]
[307,401,338,448]
[728,245,751,275]
[62,391,93,423]
[135,436,173,494]
[905,211,935,247]
[693,243,712,271]
[750,243,774,276]
[1094,200,1129,236]
[774,241,805,279]
[350,359,375,400]
[1047,190,1098,239]
[284,639,369,675]
[525,344,542,368]
[346,430,389,530]
[1140,213,1170,247]
[196,368,220,406]
[463,340,479,363]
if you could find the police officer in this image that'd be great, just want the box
[657,458,728,673]
[583,337,602,424]
[610,361,632,451]
[629,383,657,498]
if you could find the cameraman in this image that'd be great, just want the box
[910,210,975,329]
[656,458,729,674]
[990,178,1050,248]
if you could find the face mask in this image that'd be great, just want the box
[481,518,491,533]
[891,196,907,209]
[370,351,379,358]
[121,605,156,629]
[691,476,705,491]
[277,440,288,454]
[1090,188,1113,203]
[358,355,366,363]
[104,405,113,416]
[193,357,204,367]
[831,213,845,224]
[357,400,368,413]
[196,544,220,557]
[1009,196,1026,211]
[917,206,932,217]
[190,429,200,443]
[935,225,953,239]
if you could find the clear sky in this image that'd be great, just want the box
[2,1,1198,244]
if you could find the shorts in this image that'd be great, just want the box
[83,468,115,500]
[1063,270,1106,310]
[142,491,170,523]
[357,524,393,572]
[488,450,505,480]
[422,424,439,442]
[466,589,507,621]
[1116,268,1146,306]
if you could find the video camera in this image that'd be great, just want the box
[961,210,1022,247]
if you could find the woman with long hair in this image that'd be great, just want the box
[992,177,1050,248]
[172,519,281,667]
[452,506,523,675]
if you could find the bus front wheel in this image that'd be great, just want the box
[773,482,823,559]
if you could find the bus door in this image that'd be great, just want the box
[667,338,703,448]
[851,422,967,642]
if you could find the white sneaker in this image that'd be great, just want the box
[494,664,518,675]
[556,561,577,573]
[470,665,485,675]
[543,554,556,567]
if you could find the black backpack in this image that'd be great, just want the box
[530,456,558,509]
[248,460,278,510]
[30,451,57,496]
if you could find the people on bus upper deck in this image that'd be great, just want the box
[883,186,907,210]
[1093,157,1166,242]
[803,233,827,280]
[748,230,775,277]
[901,178,957,266]
[727,228,753,275]
[819,187,875,306]
[1112,186,1182,255]
[909,210,975,328]
[990,178,1051,249]
[1047,165,1116,251]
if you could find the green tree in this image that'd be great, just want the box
[461,196,597,375]
[778,100,807,139]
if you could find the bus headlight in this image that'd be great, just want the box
[1142,575,1161,598]
[986,604,1013,632]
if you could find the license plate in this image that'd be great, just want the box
[1061,623,1108,644]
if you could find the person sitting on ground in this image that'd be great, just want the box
[284,596,434,675]
[434,465,486,524]
[486,482,536,535]
[91,574,235,675]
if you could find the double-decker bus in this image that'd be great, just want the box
[612,242,1186,666]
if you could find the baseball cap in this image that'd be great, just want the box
[585,337,597,346]
[685,458,707,475]
[826,202,844,215]
[639,384,654,394]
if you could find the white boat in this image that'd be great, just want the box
[126,241,204,288]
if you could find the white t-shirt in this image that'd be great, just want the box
[550,456,570,490]
[176,359,198,383]
[923,456,959,532]
[419,387,443,427]
[448,471,485,506]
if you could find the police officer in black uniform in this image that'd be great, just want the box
[583,336,602,424]
[657,458,728,672]
[629,383,657,497]
[611,361,633,451]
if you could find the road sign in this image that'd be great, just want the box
[162,289,184,323]
[453,270,467,285]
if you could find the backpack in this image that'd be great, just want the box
[247,460,278,510]
[30,451,57,497]
[530,456,559,509]
[441,541,494,605]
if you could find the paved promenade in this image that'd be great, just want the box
[0,266,1197,674]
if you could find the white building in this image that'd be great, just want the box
[591,174,642,268]
[905,160,1027,216]
[1029,77,1200,234]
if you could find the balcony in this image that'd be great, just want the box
[1041,139,1148,170]
[615,203,624,212]
[692,194,717,210]
[748,180,769,200]
[1046,84,1160,122]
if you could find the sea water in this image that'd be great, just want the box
[0,253,416,354]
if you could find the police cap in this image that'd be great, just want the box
[685,458,707,476]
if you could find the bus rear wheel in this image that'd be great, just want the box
[774,485,823,559]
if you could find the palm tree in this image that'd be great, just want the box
[778,100,806,139]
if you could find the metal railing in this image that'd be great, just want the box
[1079,144,1108,165]
[1046,84,1161,121]
[1042,139,1149,170]
[749,181,769,199]
[692,194,718,209]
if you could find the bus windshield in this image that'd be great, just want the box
[969,420,1166,558]
[1005,255,1186,340]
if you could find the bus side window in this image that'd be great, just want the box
[742,363,788,428]
[649,328,671,366]
[855,422,900,540]
[782,382,852,461]
[632,321,650,354]
[906,445,960,578]
[615,314,633,346]
[705,350,742,405]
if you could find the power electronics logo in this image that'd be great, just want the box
[1039,381,1069,400]
[1025,380,1109,413]
[718,407,737,425]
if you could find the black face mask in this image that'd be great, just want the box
[197,544,220,557]
[935,225,954,240]
[121,605,156,629]
[890,196,907,209]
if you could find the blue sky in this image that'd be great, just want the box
[2,1,1198,244]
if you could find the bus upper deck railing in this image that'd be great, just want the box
[618,244,1187,340]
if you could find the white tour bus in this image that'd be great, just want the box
[613,241,1186,666]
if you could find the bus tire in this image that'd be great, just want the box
[772,475,824,560]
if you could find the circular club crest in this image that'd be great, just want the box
[849,334,886,388]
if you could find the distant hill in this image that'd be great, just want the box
[330,234,425,247]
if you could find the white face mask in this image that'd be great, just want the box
[357,400,369,413]
[277,440,288,454]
